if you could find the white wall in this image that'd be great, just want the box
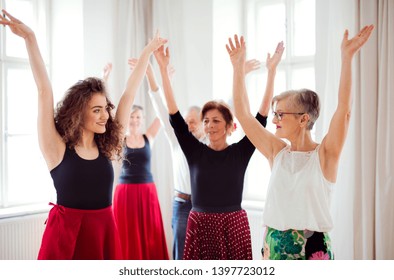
[50,0,84,103]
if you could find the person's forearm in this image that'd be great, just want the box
[233,66,252,120]
[337,57,353,112]
[259,69,276,116]
[146,67,159,92]
[159,66,178,114]
[25,33,52,95]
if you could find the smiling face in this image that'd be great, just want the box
[128,108,143,133]
[82,93,109,134]
[203,109,231,144]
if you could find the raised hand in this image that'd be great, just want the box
[102,63,113,82]
[226,34,246,69]
[145,30,167,54]
[341,25,374,60]
[245,59,261,75]
[0,9,34,39]
[266,41,284,71]
[154,45,170,69]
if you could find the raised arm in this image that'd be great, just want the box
[259,41,284,116]
[1,10,64,170]
[145,117,161,143]
[115,31,167,137]
[320,25,374,180]
[227,35,285,163]
[153,45,179,114]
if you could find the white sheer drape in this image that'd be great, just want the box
[316,0,394,259]
[375,0,394,260]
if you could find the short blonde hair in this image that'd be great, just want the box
[272,89,320,130]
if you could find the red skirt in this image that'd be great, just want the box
[113,183,169,260]
[38,204,122,260]
[183,209,252,260]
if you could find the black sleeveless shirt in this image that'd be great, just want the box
[118,134,154,184]
[50,146,114,209]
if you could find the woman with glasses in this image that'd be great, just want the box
[0,10,166,259]
[227,25,374,260]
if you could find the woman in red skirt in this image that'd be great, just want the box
[153,41,284,259]
[0,10,166,260]
[113,103,169,260]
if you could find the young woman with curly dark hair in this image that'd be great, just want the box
[0,9,166,260]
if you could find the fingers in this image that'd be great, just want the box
[225,44,231,54]
[343,29,349,41]
[166,46,170,58]
[359,24,374,42]
[275,41,285,54]
[228,37,236,50]
[2,9,20,23]
[240,36,245,47]
[350,25,374,45]
[234,34,240,48]
[226,34,245,54]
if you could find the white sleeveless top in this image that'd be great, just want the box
[263,145,334,232]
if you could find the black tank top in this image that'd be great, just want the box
[118,134,154,184]
[50,146,114,209]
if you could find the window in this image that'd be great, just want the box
[213,0,316,203]
[0,0,53,210]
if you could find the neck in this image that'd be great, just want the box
[77,132,96,149]
[208,139,228,151]
[289,130,317,151]
[128,130,141,137]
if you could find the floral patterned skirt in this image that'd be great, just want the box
[262,227,333,260]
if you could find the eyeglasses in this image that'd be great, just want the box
[272,111,305,121]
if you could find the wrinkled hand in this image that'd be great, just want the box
[102,63,112,82]
[341,25,374,60]
[153,45,170,69]
[0,9,34,39]
[245,59,261,75]
[226,35,246,69]
[145,30,167,53]
[266,41,284,71]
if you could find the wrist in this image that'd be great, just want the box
[24,32,36,42]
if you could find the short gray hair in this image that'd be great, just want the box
[272,89,320,130]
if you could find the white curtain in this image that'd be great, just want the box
[316,0,394,259]
[375,0,394,260]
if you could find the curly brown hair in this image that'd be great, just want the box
[54,77,123,160]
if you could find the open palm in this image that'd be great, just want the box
[341,25,374,59]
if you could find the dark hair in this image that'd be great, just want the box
[54,77,123,160]
[272,89,320,130]
[201,100,233,127]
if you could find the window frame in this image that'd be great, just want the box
[0,0,52,214]
[241,0,316,202]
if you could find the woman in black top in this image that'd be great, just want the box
[153,41,284,259]
[0,10,166,259]
[113,105,169,260]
